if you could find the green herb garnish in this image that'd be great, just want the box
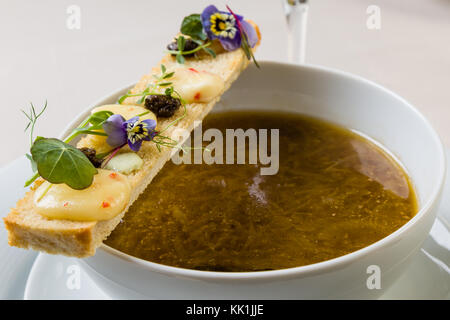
[118,64,177,105]
[167,13,216,63]
[64,110,112,143]
[240,28,259,68]
[167,39,214,59]
[24,108,113,187]
[30,137,97,190]
[181,14,207,41]
[22,101,48,146]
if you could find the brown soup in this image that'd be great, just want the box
[106,111,417,271]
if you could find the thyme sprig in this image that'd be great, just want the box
[118,64,176,104]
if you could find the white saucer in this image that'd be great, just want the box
[1,151,449,300]
[22,217,449,300]
[24,254,110,299]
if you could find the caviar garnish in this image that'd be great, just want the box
[78,147,103,168]
[167,38,199,58]
[145,95,181,118]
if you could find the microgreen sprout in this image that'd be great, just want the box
[118,64,176,105]
[22,101,48,147]
[166,36,216,63]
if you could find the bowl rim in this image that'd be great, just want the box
[74,61,446,281]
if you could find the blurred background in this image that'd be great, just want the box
[0,0,449,167]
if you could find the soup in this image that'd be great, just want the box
[105,111,417,271]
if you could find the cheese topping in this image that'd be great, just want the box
[104,152,144,175]
[34,169,131,221]
[171,67,225,103]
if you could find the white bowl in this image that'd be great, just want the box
[64,61,445,299]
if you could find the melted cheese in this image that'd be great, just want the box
[104,152,143,175]
[171,68,225,103]
[34,169,131,221]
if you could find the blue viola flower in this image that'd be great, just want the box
[103,114,157,152]
[201,5,258,51]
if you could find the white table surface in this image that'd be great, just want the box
[0,0,449,167]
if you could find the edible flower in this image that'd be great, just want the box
[201,5,258,51]
[103,114,157,152]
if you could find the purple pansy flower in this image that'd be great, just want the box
[103,114,157,152]
[201,5,258,51]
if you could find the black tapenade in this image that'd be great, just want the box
[79,147,103,168]
[167,38,199,57]
[145,95,181,118]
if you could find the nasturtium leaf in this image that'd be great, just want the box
[31,138,98,190]
[181,14,207,41]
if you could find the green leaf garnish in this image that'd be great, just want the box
[240,28,259,68]
[203,47,216,58]
[87,110,114,126]
[176,53,185,64]
[165,87,174,96]
[24,172,40,188]
[167,41,214,59]
[162,72,175,79]
[177,36,186,52]
[26,153,37,173]
[118,65,177,104]
[64,110,112,144]
[137,95,146,104]
[168,14,216,64]
[181,14,207,40]
[118,90,131,104]
[30,137,98,190]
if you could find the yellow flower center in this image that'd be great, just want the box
[209,13,237,39]
[127,122,149,144]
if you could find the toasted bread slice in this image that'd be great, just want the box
[4,27,260,258]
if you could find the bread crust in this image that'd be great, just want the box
[3,35,259,257]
